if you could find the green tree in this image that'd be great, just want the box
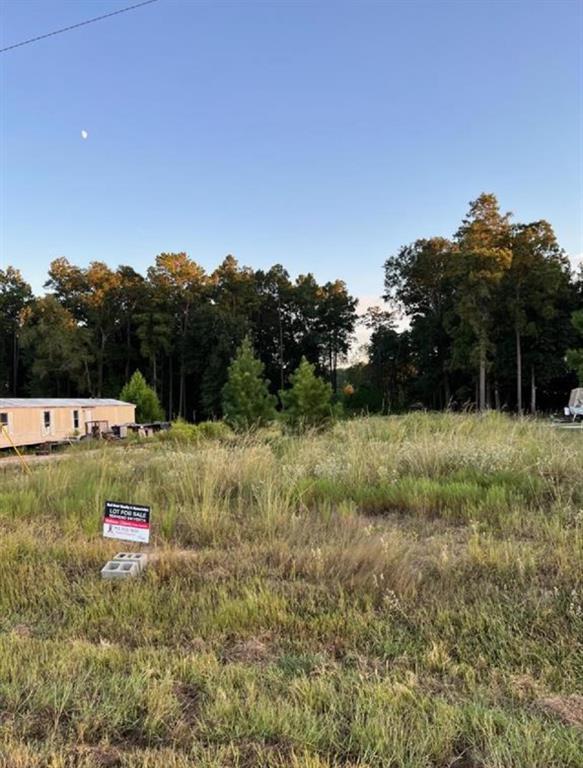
[318,280,358,393]
[222,338,277,430]
[147,253,207,418]
[120,370,165,422]
[566,310,583,384]
[502,220,569,413]
[454,194,512,410]
[0,267,33,395]
[365,308,413,413]
[20,296,92,396]
[384,237,456,408]
[280,357,335,431]
[45,258,122,396]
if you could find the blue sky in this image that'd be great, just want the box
[1,0,581,314]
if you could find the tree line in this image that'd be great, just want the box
[2,192,581,418]
[0,255,357,420]
[343,194,582,414]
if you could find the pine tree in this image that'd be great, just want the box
[120,371,165,422]
[280,357,335,431]
[222,337,277,430]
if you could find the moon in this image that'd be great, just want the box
[81,130,88,140]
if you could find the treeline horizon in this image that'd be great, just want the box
[1,192,582,418]
[0,254,358,421]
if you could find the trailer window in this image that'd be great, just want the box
[43,411,51,430]
[0,413,8,430]
[73,410,80,430]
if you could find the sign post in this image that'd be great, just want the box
[103,500,151,545]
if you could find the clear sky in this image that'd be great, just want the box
[1,0,582,312]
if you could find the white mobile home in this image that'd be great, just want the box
[0,399,136,449]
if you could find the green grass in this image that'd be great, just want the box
[0,413,581,766]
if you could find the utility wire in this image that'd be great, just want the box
[0,0,160,54]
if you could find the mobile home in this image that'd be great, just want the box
[0,399,136,449]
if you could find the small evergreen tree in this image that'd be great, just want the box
[120,370,165,422]
[222,337,277,430]
[280,357,335,431]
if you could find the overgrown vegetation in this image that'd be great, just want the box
[0,413,581,766]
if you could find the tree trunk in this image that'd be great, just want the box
[168,356,174,420]
[179,359,185,419]
[479,342,487,411]
[515,324,523,415]
[84,360,93,396]
[443,370,451,410]
[530,366,536,414]
[125,321,131,383]
[151,354,157,393]
[12,331,18,395]
[97,330,107,397]
[494,379,501,411]
[277,294,284,391]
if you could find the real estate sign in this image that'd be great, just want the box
[103,500,151,544]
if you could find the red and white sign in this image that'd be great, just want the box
[103,500,150,544]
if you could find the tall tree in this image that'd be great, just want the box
[384,237,456,407]
[45,258,122,396]
[502,221,571,413]
[318,280,357,393]
[253,266,295,391]
[454,194,512,410]
[20,296,92,396]
[0,267,32,395]
[365,308,413,412]
[147,253,206,418]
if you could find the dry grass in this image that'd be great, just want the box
[0,413,581,766]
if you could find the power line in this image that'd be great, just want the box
[0,0,160,54]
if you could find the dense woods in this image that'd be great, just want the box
[1,194,581,418]
[344,194,582,414]
[0,255,357,420]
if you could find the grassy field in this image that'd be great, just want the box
[0,413,581,767]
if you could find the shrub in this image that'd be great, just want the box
[162,419,200,443]
[119,370,165,423]
[222,337,277,430]
[197,421,233,440]
[280,357,336,431]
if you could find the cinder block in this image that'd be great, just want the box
[101,560,140,580]
[112,552,148,572]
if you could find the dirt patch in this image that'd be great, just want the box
[174,681,203,726]
[538,695,583,729]
[224,635,273,664]
[77,746,122,768]
[10,624,33,638]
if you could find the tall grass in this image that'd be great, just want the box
[0,414,581,766]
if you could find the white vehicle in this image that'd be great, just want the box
[566,388,583,421]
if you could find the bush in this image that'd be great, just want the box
[119,371,165,423]
[159,419,233,444]
[162,420,200,443]
[197,421,233,440]
[280,357,336,431]
[222,337,277,431]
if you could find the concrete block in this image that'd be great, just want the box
[101,560,140,580]
[112,552,148,572]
